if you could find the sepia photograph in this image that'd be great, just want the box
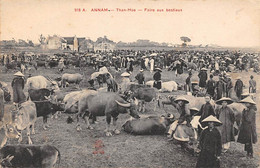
[0,0,260,167]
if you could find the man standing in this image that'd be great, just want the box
[225,75,233,98]
[249,75,256,93]
[215,97,235,152]
[198,68,208,91]
[135,69,145,84]
[153,68,162,90]
[206,74,215,98]
[234,76,243,100]
[237,97,257,158]
[215,76,226,100]
[150,57,155,73]
[11,71,26,106]
[197,95,216,136]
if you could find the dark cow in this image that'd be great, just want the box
[123,115,174,135]
[28,88,53,101]
[48,60,59,68]
[36,60,47,69]
[0,145,60,168]
[77,92,140,136]
[34,102,64,130]
[28,89,64,130]
[126,84,159,112]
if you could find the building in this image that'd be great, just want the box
[45,35,86,51]
[94,36,115,52]
[45,35,66,49]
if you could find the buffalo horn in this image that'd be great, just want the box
[115,100,130,108]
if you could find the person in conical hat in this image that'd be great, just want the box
[12,71,26,105]
[167,96,191,140]
[196,115,222,168]
[215,97,235,152]
[197,95,216,136]
[237,96,257,158]
[135,69,145,85]
[14,71,24,77]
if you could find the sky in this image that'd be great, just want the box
[1,0,260,47]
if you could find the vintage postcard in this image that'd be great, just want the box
[0,0,260,167]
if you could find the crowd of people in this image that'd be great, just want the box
[1,48,259,168]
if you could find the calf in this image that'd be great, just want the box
[0,145,60,168]
[0,101,37,147]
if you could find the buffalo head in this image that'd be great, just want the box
[115,100,140,119]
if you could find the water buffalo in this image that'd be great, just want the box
[0,145,60,168]
[61,73,83,88]
[123,115,174,135]
[77,92,140,136]
[126,84,159,112]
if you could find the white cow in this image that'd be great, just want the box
[26,76,59,92]
[146,80,178,92]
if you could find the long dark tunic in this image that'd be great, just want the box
[215,80,225,100]
[11,76,26,103]
[234,79,243,100]
[198,71,207,88]
[196,128,222,168]
[198,102,216,127]
[153,71,161,89]
[237,106,257,144]
[135,72,145,84]
[206,79,215,97]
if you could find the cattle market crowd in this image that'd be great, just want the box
[0,49,259,167]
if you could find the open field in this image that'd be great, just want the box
[1,62,259,168]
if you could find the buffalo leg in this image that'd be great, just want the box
[31,123,35,135]
[0,136,7,148]
[81,112,93,130]
[112,117,120,134]
[43,116,49,130]
[105,115,112,136]
[26,126,32,145]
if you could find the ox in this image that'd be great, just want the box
[123,115,174,135]
[26,76,59,92]
[61,73,83,88]
[146,80,178,92]
[0,145,60,168]
[63,90,96,114]
[125,84,159,112]
[77,92,140,136]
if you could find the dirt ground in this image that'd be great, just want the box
[1,64,259,168]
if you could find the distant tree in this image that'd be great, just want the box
[27,40,34,47]
[39,34,46,44]
[180,36,191,47]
